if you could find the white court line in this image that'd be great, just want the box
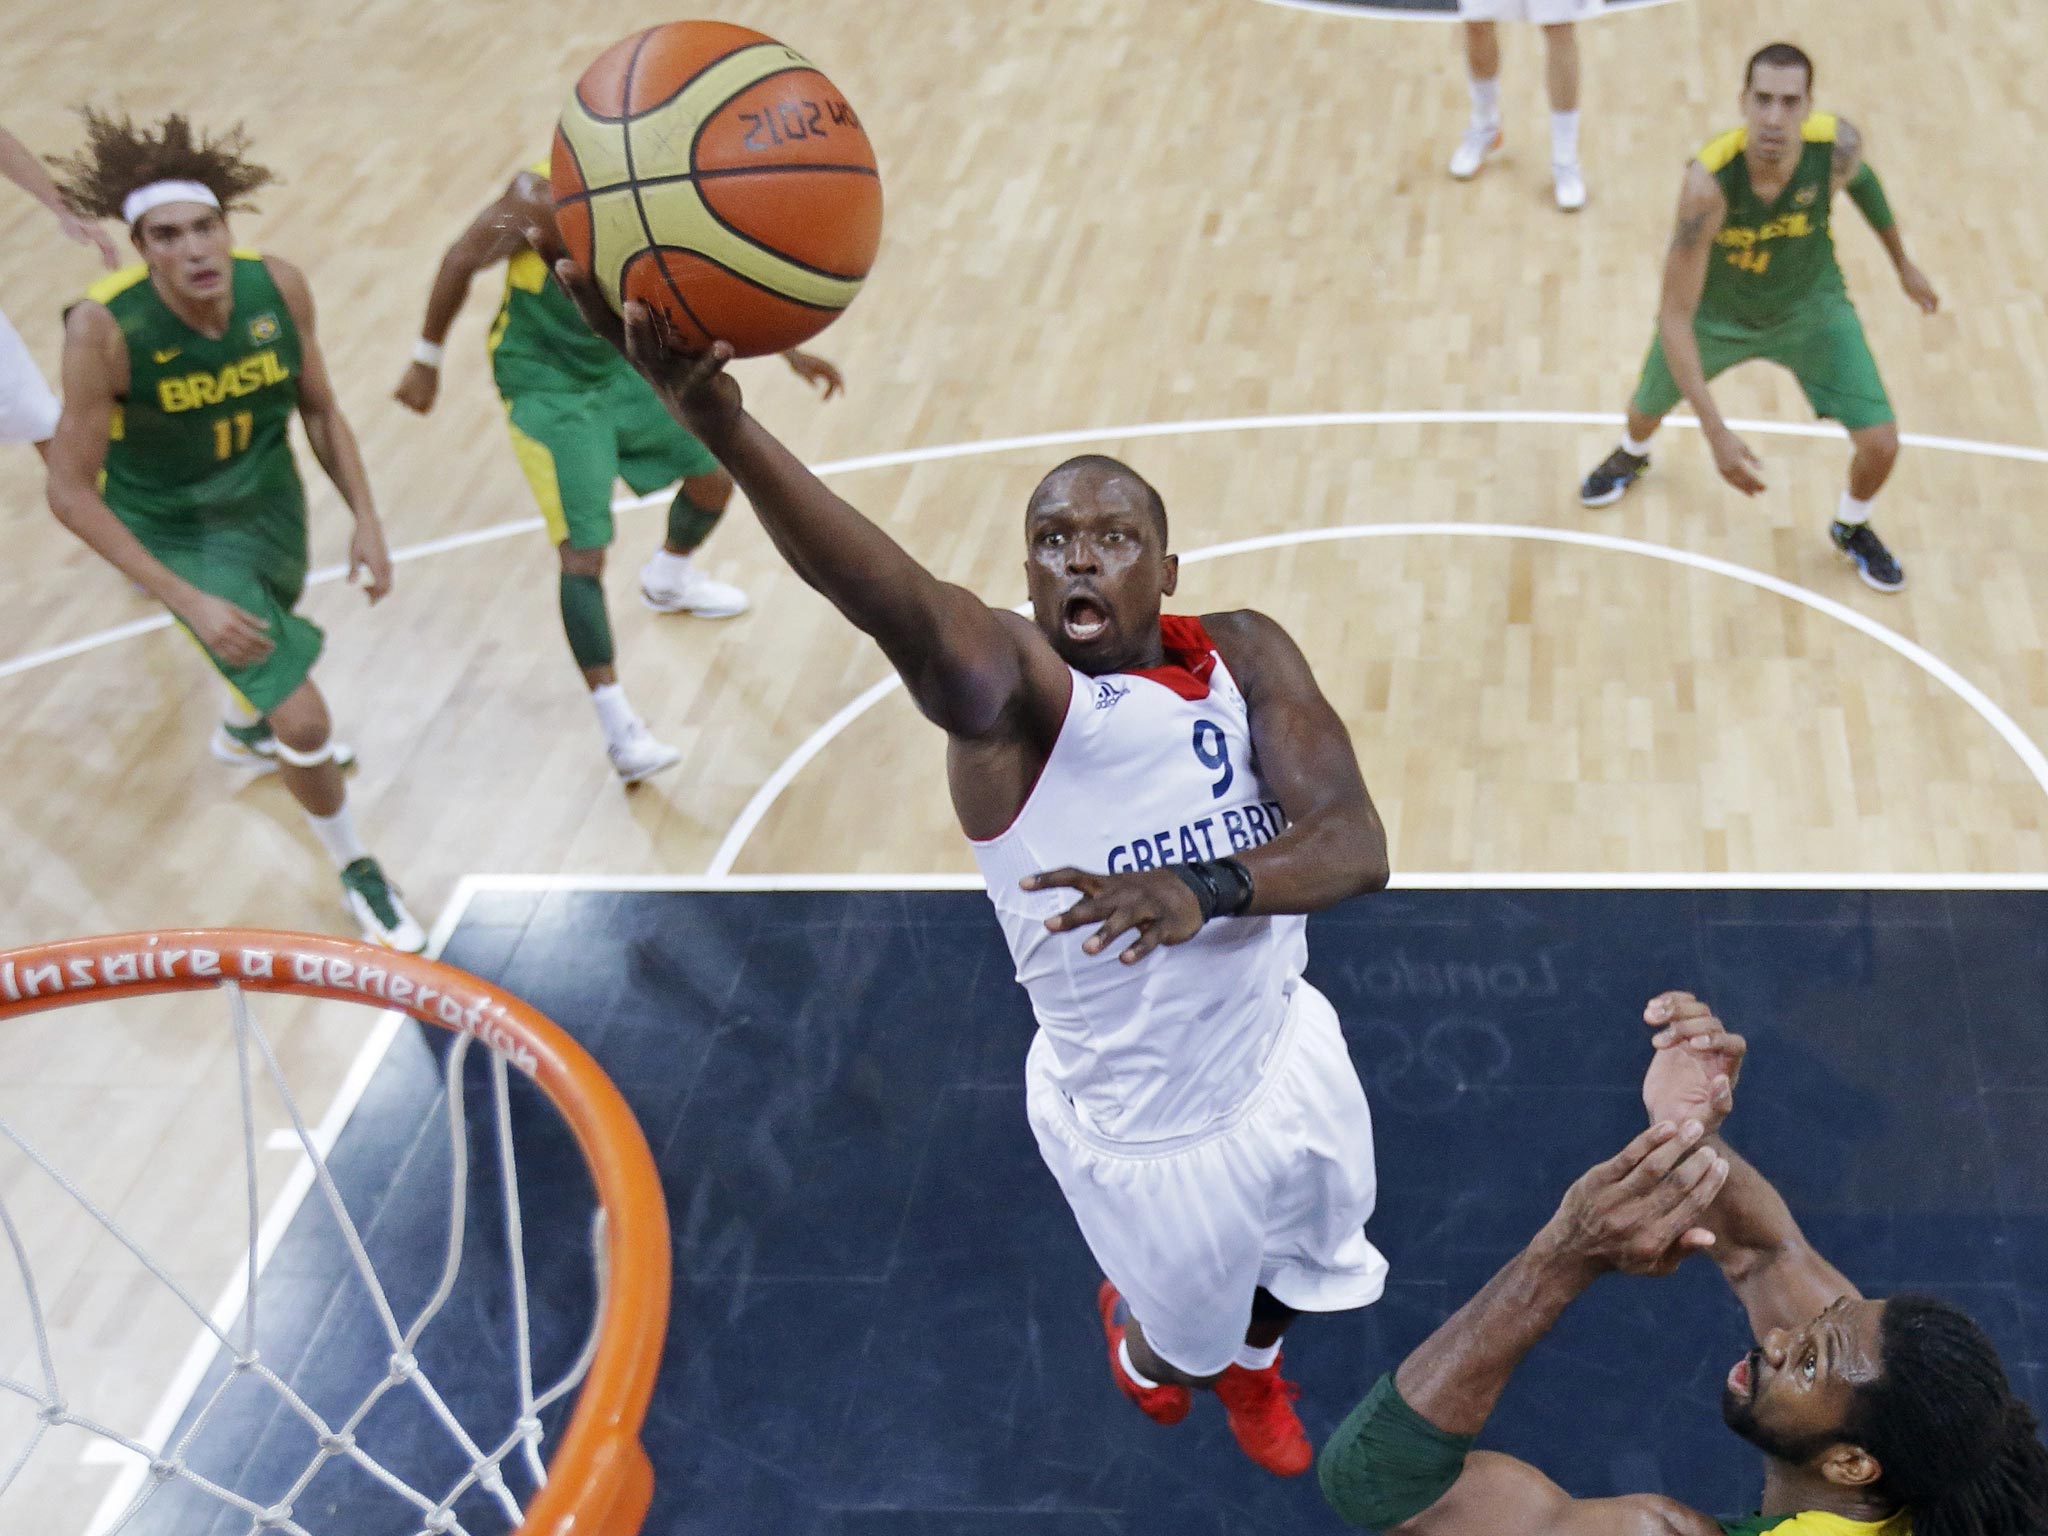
[1249,0,1683,20]
[706,521,2048,877]
[78,881,483,1533]
[7,409,2048,686]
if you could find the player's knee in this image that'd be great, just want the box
[1857,423,1901,469]
[267,686,333,759]
[558,543,606,578]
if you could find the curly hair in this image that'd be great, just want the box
[49,108,276,224]
[1845,1294,2048,1536]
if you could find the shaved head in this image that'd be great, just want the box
[1028,455,1168,541]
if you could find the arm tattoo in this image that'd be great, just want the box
[1672,208,1713,251]
[1832,121,1862,181]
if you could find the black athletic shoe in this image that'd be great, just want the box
[1579,446,1650,508]
[1830,520,1905,593]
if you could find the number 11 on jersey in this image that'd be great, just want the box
[212,410,253,459]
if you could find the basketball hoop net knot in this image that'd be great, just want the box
[387,1350,419,1384]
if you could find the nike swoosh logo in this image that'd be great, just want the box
[153,348,180,363]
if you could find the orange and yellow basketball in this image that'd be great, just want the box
[551,20,883,358]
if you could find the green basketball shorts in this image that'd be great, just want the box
[1631,295,1895,431]
[501,368,722,551]
[120,492,324,714]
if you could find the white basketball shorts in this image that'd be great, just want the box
[1025,980,1387,1378]
[0,304,60,445]
[1456,0,1598,23]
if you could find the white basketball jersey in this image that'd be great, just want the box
[972,617,1308,1143]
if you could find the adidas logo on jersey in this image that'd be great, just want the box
[1093,681,1128,710]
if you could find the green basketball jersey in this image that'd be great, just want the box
[489,160,627,396]
[88,252,304,526]
[1695,114,1847,330]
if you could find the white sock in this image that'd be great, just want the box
[1468,75,1501,129]
[306,805,369,870]
[1118,1337,1162,1390]
[1551,109,1581,166]
[219,683,263,728]
[1837,490,1875,526]
[646,547,694,580]
[1622,429,1655,457]
[1234,1340,1282,1372]
[589,682,642,746]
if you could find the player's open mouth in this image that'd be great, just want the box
[1062,596,1109,643]
[1728,1351,1756,1398]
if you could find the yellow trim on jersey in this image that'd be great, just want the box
[85,263,151,306]
[506,248,550,295]
[1768,1509,1909,1536]
[229,246,263,260]
[1697,127,1748,172]
[1698,114,1837,171]
[504,403,569,544]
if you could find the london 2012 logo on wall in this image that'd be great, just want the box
[1249,0,1680,18]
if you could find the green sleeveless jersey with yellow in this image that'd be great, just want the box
[489,160,626,396]
[1697,113,1847,330]
[90,252,304,526]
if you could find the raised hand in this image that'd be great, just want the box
[1021,866,1208,964]
[1641,991,1746,1137]
[1546,1120,1730,1278]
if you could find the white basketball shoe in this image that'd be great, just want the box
[607,720,683,784]
[1449,123,1504,180]
[639,553,750,618]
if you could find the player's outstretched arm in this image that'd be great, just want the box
[45,304,276,666]
[1210,609,1388,910]
[1830,121,1939,315]
[1637,993,1860,1341]
[268,257,393,603]
[1320,1122,1730,1536]
[395,175,540,413]
[542,252,1051,739]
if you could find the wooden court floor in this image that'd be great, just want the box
[0,0,2045,1521]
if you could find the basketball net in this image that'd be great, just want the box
[0,931,668,1536]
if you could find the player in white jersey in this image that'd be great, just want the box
[540,250,1392,1477]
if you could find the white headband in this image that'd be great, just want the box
[121,180,222,227]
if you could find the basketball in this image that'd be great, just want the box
[551,20,883,358]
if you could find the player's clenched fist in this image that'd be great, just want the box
[1022,866,1207,965]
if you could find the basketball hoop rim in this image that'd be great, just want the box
[0,928,670,1536]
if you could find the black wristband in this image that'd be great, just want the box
[1172,857,1256,922]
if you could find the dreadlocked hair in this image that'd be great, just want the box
[49,108,275,224]
[1843,1294,2048,1536]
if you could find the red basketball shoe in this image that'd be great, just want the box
[1214,1356,1312,1476]
[1096,1280,1191,1425]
